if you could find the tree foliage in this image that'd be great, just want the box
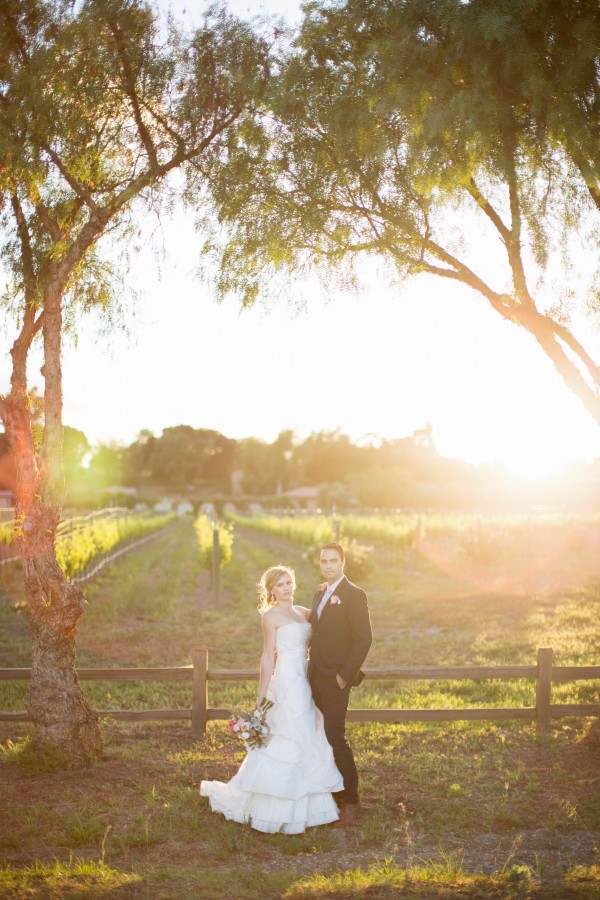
[0,0,270,764]
[208,0,600,422]
[124,424,237,488]
[0,0,270,334]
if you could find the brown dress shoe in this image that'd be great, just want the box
[332,802,361,827]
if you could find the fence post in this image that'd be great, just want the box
[192,648,208,738]
[536,647,553,735]
[412,516,422,573]
[212,526,220,607]
[333,517,341,542]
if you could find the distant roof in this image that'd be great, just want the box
[283,486,320,498]
[96,485,138,495]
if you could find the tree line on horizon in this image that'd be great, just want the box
[48,423,600,513]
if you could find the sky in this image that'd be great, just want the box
[3,0,600,479]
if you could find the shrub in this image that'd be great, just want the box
[304,539,374,584]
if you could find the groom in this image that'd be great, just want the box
[308,542,373,827]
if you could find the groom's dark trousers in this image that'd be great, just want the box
[309,576,372,805]
[310,670,357,803]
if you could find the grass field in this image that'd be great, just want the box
[1,515,599,898]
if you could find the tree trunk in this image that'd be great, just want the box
[529,319,600,426]
[5,286,103,767]
[25,568,102,767]
[13,420,103,765]
[24,540,103,767]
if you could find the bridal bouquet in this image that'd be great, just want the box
[228,698,274,750]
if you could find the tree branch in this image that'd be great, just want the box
[416,255,600,419]
[416,252,514,319]
[549,318,600,388]
[40,288,65,510]
[567,140,600,213]
[60,197,85,233]
[503,129,534,306]
[466,178,511,243]
[32,195,62,243]
[528,318,600,422]
[8,192,45,390]
[36,107,247,307]
[42,144,100,213]
[106,107,245,218]
[138,96,186,154]
[10,194,37,304]
[108,20,159,171]
[588,183,600,212]
[31,310,44,339]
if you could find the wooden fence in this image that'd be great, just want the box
[1,648,598,738]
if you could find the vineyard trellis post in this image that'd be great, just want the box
[536,647,553,735]
[212,524,221,608]
[412,516,422,573]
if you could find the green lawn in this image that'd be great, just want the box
[1,516,599,898]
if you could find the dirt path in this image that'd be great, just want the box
[229,523,318,587]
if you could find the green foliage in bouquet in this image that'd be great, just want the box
[228,699,274,750]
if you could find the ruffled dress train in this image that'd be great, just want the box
[200,621,343,834]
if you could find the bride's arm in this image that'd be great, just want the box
[256,614,277,707]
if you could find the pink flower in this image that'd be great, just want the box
[319,582,327,591]
[331,595,341,605]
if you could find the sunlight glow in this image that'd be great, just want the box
[2,0,599,477]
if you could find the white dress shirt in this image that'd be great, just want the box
[317,575,345,619]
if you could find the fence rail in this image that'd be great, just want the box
[0,647,597,738]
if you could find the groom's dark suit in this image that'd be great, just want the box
[308,575,372,805]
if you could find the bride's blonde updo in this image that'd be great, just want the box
[257,565,296,614]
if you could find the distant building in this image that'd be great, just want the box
[230,469,244,496]
[98,486,138,502]
[283,486,320,512]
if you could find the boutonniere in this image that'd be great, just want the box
[331,595,341,605]
[319,582,327,591]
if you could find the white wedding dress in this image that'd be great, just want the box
[200,621,343,834]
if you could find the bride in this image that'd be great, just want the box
[200,565,343,833]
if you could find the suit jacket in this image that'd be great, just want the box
[308,575,373,686]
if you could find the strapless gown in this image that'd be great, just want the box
[200,621,343,833]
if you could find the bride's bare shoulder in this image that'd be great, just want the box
[295,605,311,621]
[260,611,279,643]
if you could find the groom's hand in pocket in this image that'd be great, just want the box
[336,674,347,689]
